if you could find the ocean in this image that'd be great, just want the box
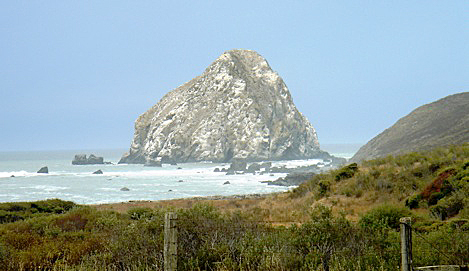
[0,145,359,204]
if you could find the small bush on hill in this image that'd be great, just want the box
[334,163,359,181]
[359,204,411,230]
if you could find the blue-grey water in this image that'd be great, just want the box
[0,146,358,204]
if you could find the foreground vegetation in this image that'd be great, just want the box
[0,144,468,270]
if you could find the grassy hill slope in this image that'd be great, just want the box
[351,92,469,163]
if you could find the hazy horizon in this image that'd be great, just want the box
[1,1,468,152]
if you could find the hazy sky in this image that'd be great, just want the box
[1,1,468,151]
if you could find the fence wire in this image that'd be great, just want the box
[160,214,468,269]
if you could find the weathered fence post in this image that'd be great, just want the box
[400,217,412,271]
[164,212,177,271]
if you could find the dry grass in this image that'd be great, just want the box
[91,188,395,224]
[92,144,469,224]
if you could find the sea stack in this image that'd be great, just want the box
[120,49,326,164]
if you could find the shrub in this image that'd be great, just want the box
[405,193,422,209]
[428,192,445,206]
[359,204,411,230]
[0,199,76,224]
[334,163,358,181]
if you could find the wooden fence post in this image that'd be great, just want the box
[164,212,177,271]
[400,217,412,271]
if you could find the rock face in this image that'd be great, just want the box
[262,172,316,186]
[120,49,323,164]
[37,166,48,174]
[72,154,104,165]
[351,92,469,163]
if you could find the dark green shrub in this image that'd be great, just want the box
[318,179,331,197]
[127,207,156,220]
[428,192,445,206]
[334,163,358,181]
[359,204,411,230]
[430,205,447,220]
[30,198,76,214]
[405,193,422,209]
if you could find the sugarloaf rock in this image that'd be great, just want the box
[119,49,325,164]
[351,92,469,163]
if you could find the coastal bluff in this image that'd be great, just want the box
[351,92,469,163]
[120,49,328,164]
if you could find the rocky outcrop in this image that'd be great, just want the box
[262,172,316,186]
[120,49,327,164]
[37,166,48,174]
[351,92,469,163]
[72,154,104,165]
[144,160,162,167]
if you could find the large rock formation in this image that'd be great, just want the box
[351,92,469,163]
[120,49,326,164]
[72,154,104,165]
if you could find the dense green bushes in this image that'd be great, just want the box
[0,201,467,270]
[0,198,76,224]
[403,160,469,220]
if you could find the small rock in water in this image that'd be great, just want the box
[120,187,130,191]
[93,169,103,174]
[168,189,173,192]
[177,167,182,169]
[223,181,230,185]
[72,154,105,165]
[214,168,220,172]
[37,166,48,174]
[178,180,184,182]
[10,175,15,178]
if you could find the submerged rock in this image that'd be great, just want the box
[120,49,326,165]
[120,187,130,191]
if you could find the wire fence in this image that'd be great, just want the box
[411,227,469,267]
[160,213,468,271]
